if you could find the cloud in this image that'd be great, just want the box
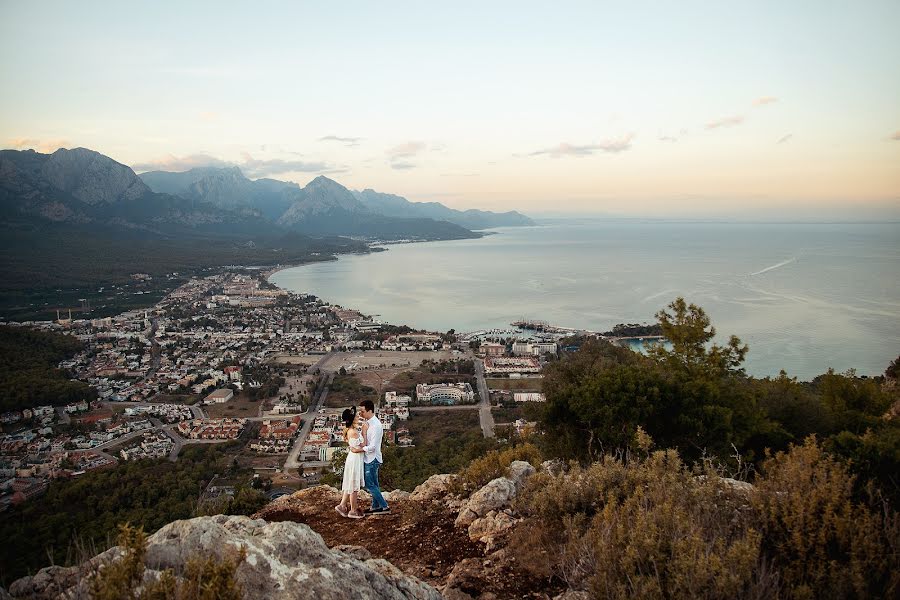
[319,135,362,146]
[752,96,779,107]
[658,129,688,143]
[390,161,417,170]
[132,153,230,173]
[238,152,336,177]
[777,134,793,144]
[132,152,342,178]
[529,134,635,157]
[386,141,428,161]
[705,115,745,130]
[891,130,900,141]
[7,137,71,153]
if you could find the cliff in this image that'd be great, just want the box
[5,461,562,600]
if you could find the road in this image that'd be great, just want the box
[284,370,334,471]
[474,359,496,438]
[410,405,479,412]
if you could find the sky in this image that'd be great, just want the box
[1,1,899,219]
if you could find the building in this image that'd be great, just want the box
[512,341,558,356]
[513,392,546,403]
[204,389,234,404]
[482,342,505,357]
[416,382,475,405]
[484,356,541,375]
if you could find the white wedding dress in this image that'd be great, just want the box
[341,431,365,494]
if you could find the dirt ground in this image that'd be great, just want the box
[257,486,561,599]
[269,354,323,366]
[486,377,544,391]
[322,350,461,372]
[204,394,263,418]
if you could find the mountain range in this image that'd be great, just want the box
[0,147,534,300]
[139,165,534,231]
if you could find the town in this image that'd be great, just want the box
[0,268,589,510]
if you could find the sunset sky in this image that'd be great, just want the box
[2,1,898,218]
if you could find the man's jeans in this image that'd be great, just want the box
[363,459,388,510]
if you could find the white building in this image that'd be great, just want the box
[416,382,475,405]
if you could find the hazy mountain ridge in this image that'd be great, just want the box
[140,166,482,240]
[353,188,535,229]
[139,166,533,231]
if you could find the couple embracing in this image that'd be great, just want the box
[335,399,390,519]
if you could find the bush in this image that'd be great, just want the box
[455,442,542,494]
[90,523,244,599]
[518,450,766,599]
[515,439,900,599]
[753,438,900,599]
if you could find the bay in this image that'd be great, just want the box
[270,220,900,381]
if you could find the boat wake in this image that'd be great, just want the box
[750,257,797,276]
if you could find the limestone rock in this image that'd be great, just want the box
[410,473,458,502]
[384,489,411,502]
[554,591,592,600]
[335,545,373,561]
[455,477,517,528]
[506,460,535,490]
[467,510,516,543]
[9,515,440,600]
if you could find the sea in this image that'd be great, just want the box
[270,220,900,381]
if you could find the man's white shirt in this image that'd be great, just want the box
[362,416,383,464]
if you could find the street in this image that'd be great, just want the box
[474,359,496,438]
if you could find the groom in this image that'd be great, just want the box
[350,399,390,515]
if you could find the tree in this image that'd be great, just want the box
[648,297,748,378]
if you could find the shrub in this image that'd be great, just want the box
[752,437,900,599]
[517,450,768,600]
[89,523,245,600]
[455,442,542,493]
[515,439,900,599]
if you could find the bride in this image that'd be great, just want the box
[335,407,366,519]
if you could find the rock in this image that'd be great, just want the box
[335,545,372,561]
[9,515,440,600]
[0,587,11,600]
[553,591,592,600]
[467,510,516,543]
[384,489,411,502]
[446,557,488,597]
[455,477,517,528]
[410,474,458,502]
[506,461,536,490]
[720,477,755,493]
[540,459,566,476]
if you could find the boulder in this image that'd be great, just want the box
[410,474,458,502]
[506,460,535,490]
[384,489,411,502]
[467,510,516,543]
[9,515,440,600]
[455,477,517,528]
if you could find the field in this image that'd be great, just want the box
[270,354,323,366]
[486,377,543,391]
[204,393,263,418]
[322,350,461,373]
[406,409,481,445]
[324,373,379,408]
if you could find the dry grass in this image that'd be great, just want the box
[204,394,261,418]
[486,377,544,391]
[407,409,481,445]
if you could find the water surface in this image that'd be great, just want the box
[271,221,900,380]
